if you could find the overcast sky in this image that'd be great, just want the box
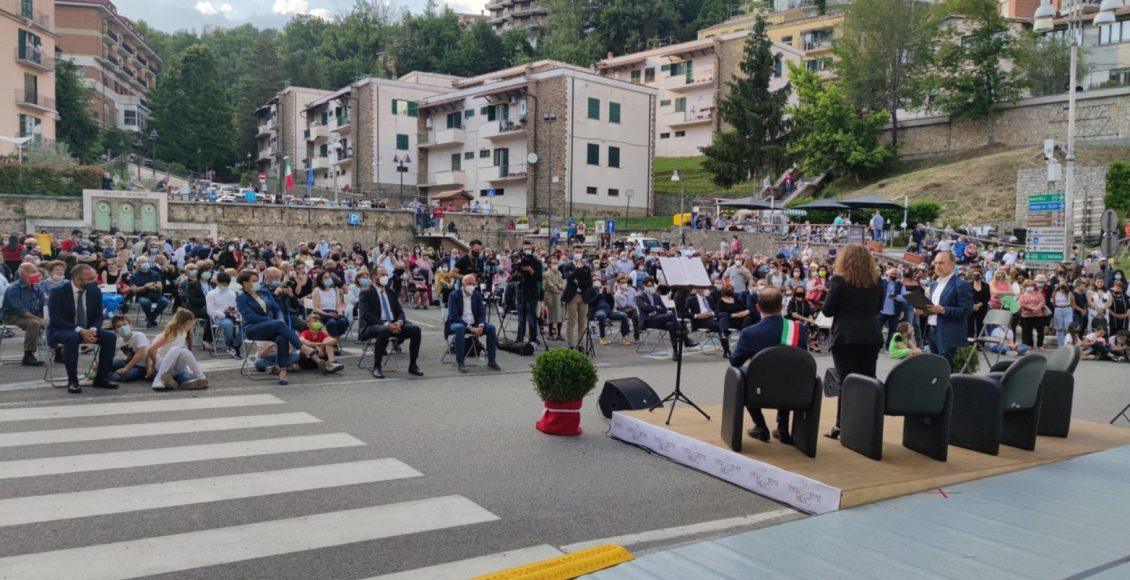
[111,0,486,34]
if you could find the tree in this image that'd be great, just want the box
[590,0,680,57]
[835,0,935,148]
[928,0,1024,144]
[54,58,101,162]
[442,20,506,77]
[1104,161,1130,218]
[701,16,790,190]
[536,0,603,66]
[388,2,462,75]
[145,44,236,177]
[1015,33,1088,97]
[786,63,891,179]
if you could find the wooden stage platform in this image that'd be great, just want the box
[610,402,1130,514]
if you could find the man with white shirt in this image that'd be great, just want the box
[444,274,501,373]
[205,272,244,357]
[925,252,973,366]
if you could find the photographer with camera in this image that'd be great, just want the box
[512,240,543,345]
[454,239,486,287]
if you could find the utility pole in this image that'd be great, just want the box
[543,112,557,247]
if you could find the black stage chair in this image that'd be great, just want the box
[949,354,1047,455]
[990,346,1080,437]
[721,346,822,457]
[840,354,953,461]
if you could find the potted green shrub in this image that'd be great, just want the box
[532,348,599,436]
[952,346,980,374]
[515,217,530,231]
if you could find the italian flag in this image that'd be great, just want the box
[780,320,801,347]
[284,157,293,190]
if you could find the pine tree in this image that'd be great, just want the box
[701,16,790,190]
[54,58,101,162]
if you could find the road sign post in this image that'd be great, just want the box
[1026,192,1067,269]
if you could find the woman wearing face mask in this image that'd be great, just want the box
[1110,281,1129,334]
[186,261,215,349]
[312,271,349,340]
[236,271,302,385]
[1088,277,1113,332]
[216,242,238,271]
[1018,281,1046,350]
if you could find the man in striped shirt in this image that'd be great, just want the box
[730,288,808,445]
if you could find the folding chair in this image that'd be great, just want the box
[358,337,403,370]
[44,344,100,387]
[442,333,484,366]
[239,342,282,381]
[636,327,668,353]
[963,309,1013,373]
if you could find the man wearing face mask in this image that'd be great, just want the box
[2,262,47,366]
[878,268,904,348]
[358,267,423,378]
[131,256,169,328]
[446,274,501,372]
[513,240,543,345]
[560,246,594,350]
[49,264,118,394]
[636,277,685,360]
[265,266,306,333]
[454,239,485,284]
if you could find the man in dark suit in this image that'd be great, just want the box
[358,267,422,378]
[730,288,807,444]
[635,277,684,361]
[685,288,730,357]
[925,251,973,367]
[445,274,501,373]
[48,264,118,394]
[560,246,594,350]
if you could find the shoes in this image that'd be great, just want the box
[21,352,44,367]
[671,352,681,362]
[488,361,501,371]
[722,349,732,358]
[599,337,610,345]
[180,378,208,390]
[277,377,288,385]
[457,362,467,373]
[408,365,423,377]
[67,381,82,394]
[747,426,770,442]
[92,378,119,389]
[372,368,385,379]
[824,427,841,440]
[227,346,240,358]
[146,320,158,329]
[621,336,632,346]
[773,430,794,445]
[327,362,344,373]
[266,364,280,375]
[315,357,327,372]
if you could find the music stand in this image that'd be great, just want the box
[649,256,712,424]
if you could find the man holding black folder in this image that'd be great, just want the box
[923,252,973,366]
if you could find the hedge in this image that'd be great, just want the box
[0,164,103,196]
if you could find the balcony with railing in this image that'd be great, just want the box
[423,170,466,189]
[258,148,273,162]
[121,43,135,55]
[668,108,715,128]
[333,114,350,133]
[15,46,54,71]
[308,124,328,142]
[667,67,715,92]
[803,35,836,52]
[106,54,121,69]
[486,163,528,183]
[487,120,528,140]
[420,126,466,148]
[310,156,331,171]
[15,89,55,113]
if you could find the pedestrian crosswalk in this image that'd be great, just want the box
[0,394,509,579]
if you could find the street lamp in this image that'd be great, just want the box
[1034,0,1123,264]
[148,129,159,177]
[543,111,557,246]
[393,153,412,203]
[625,189,634,219]
[134,137,143,183]
[672,169,686,246]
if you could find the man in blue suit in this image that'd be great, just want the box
[48,264,118,394]
[925,251,973,367]
[445,274,501,373]
[730,288,807,444]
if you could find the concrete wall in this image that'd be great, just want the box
[882,87,1130,157]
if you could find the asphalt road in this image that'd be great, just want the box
[0,306,1126,579]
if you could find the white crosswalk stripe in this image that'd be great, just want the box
[0,395,507,579]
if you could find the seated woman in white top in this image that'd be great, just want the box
[311,270,349,339]
[205,271,244,357]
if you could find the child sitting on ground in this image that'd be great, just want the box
[299,313,344,373]
[888,321,922,360]
[146,308,208,390]
[1109,331,1127,362]
[109,315,149,382]
[989,324,1030,356]
[1083,326,1111,360]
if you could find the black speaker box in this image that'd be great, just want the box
[498,339,535,356]
[598,378,661,418]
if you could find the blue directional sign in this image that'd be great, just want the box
[487,187,496,198]
[607,219,616,234]
[347,212,362,225]
[1028,202,1065,212]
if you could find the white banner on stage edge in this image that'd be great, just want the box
[609,412,841,514]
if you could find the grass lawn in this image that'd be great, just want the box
[653,156,755,197]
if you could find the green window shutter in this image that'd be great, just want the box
[464,108,474,118]
[774,56,782,78]
[608,146,620,168]
[609,102,621,124]
[630,70,641,84]
[659,99,671,107]
[408,101,418,117]
[319,144,328,157]
[587,97,600,120]
[487,107,497,121]
[451,153,461,171]
[685,60,693,83]
[660,64,670,72]
[586,143,599,165]
[675,98,686,113]
[396,134,408,150]
[392,100,398,114]
[321,111,328,124]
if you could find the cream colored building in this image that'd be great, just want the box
[2,0,57,155]
[486,0,546,40]
[302,72,460,198]
[416,60,657,218]
[598,33,801,158]
[1043,9,1130,89]
[256,86,330,186]
[55,0,160,132]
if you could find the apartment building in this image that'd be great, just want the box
[598,33,801,157]
[256,86,330,184]
[1042,8,1130,89]
[55,0,160,132]
[486,0,546,40]
[2,0,56,156]
[416,60,657,218]
[302,72,460,197]
[698,7,844,79]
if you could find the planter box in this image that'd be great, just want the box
[515,223,529,231]
[866,241,884,254]
[903,252,923,264]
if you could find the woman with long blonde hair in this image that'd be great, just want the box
[146,308,208,391]
[820,243,884,439]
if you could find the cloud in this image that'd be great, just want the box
[272,0,310,15]
[309,8,333,20]
[444,0,480,12]
[194,1,234,17]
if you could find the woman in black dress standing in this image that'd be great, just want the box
[820,243,884,439]
[968,267,991,338]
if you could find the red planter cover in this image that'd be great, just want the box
[536,399,584,436]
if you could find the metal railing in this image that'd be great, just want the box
[15,46,53,70]
[778,223,868,244]
[14,89,54,111]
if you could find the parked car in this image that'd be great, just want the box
[615,234,661,251]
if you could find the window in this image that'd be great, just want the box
[320,111,329,125]
[586,186,598,195]
[1098,21,1128,45]
[22,0,32,18]
[480,106,489,115]
[644,67,655,83]
[446,111,462,129]
[781,35,793,45]
[1110,68,1130,87]
[660,64,670,72]
[479,149,490,158]
[319,144,328,157]
[464,151,474,160]
[659,132,670,139]
[669,63,682,76]
[608,188,620,197]
[674,97,686,112]
[587,97,600,120]
[464,108,475,118]
[630,70,641,84]
[17,29,41,61]
[587,143,599,165]
[392,100,417,116]
[608,146,620,168]
[773,56,783,78]
[674,130,686,137]
[123,109,138,126]
[17,113,40,138]
[396,133,408,150]
[486,106,497,122]
[685,60,694,83]
[609,102,621,124]
[451,153,461,171]
[659,99,671,107]
[479,188,503,196]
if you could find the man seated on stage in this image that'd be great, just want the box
[358,267,422,379]
[48,264,119,394]
[729,288,807,445]
[445,274,501,373]
[685,287,731,357]
[636,277,693,361]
